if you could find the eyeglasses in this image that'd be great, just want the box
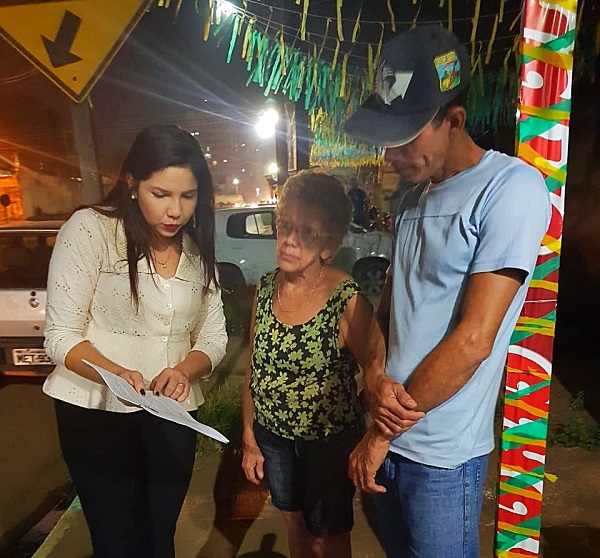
[275,219,326,247]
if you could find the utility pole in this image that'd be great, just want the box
[71,97,102,204]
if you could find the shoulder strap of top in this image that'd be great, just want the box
[326,278,369,323]
[324,279,368,352]
[257,270,276,290]
[332,278,364,304]
[255,270,276,317]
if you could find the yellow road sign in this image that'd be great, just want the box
[0,0,153,102]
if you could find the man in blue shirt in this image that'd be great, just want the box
[344,26,551,557]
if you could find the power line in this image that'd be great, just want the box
[0,68,37,84]
[242,0,521,26]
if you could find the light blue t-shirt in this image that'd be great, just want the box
[387,150,551,468]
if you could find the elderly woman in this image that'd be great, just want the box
[241,171,385,558]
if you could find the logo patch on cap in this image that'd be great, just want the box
[434,50,461,92]
[376,63,413,105]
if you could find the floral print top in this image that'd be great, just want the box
[250,270,364,440]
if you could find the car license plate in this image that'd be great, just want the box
[12,348,53,366]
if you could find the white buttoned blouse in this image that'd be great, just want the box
[43,208,228,412]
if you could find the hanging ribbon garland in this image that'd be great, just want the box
[205,0,532,166]
[210,7,379,167]
[336,0,344,41]
[172,1,579,168]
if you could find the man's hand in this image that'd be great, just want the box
[242,441,265,485]
[364,375,425,437]
[349,426,391,493]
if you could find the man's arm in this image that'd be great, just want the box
[367,268,524,434]
[349,267,524,493]
[364,274,426,435]
[405,268,523,411]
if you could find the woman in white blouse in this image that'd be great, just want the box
[43,125,227,558]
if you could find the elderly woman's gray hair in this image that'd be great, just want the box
[278,171,352,245]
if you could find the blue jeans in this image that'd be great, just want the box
[373,452,489,558]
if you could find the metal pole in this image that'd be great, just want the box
[496,1,577,556]
[70,96,102,204]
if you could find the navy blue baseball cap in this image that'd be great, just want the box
[344,25,470,147]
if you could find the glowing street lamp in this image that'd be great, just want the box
[267,162,279,188]
[255,108,279,139]
[216,0,236,17]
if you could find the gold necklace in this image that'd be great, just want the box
[276,266,324,313]
[151,247,172,270]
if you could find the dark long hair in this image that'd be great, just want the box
[95,124,218,304]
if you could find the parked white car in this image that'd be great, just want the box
[0,221,61,376]
[215,205,392,297]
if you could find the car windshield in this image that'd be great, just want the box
[0,232,56,289]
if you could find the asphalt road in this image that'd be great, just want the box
[0,377,70,555]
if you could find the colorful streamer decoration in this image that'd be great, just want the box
[496,1,576,557]
[202,5,378,167]
[196,1,524,168]
[160,2,588,170]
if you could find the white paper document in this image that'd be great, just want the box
[83,360,229,444]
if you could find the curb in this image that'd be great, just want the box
[31,498,82,558]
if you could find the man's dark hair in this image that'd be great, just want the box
[431,89,470,128]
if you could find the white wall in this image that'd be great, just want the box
[18,168,82,218]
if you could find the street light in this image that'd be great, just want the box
[216,0,236,17]
[255,108,279,139]
[267,162,279,188]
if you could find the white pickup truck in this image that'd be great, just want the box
[214,205,392,297]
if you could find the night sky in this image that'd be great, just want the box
[0,0,535,175]
[0,0,597,179]
[0,2,278,178]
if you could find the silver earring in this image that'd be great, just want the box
[130,193,136,200]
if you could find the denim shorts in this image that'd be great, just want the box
[253,421,363,537]
[373,451,490,558]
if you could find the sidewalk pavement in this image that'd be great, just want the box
[0,380,70,553]
[32,336,600,558]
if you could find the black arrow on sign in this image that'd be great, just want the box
[41,10,82,68]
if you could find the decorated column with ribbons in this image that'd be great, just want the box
[496,1,576,556]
